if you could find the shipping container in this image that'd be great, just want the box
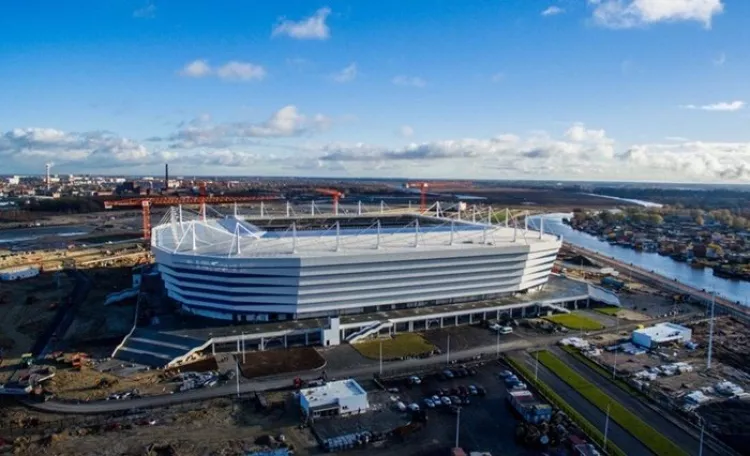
[507,390,552,424]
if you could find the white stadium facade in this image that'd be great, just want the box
[151,208,563,323]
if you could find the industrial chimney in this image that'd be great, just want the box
[165,163,169,191]
[45,163,52,191]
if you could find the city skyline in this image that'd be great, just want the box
[1,0,749,182]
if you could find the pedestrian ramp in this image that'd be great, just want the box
[112,328,208,368]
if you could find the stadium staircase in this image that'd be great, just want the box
[112,328,207,368]
[345,321,394,343]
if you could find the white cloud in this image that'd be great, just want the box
[622,141,750,180]
[179,60,266,82]
[590,0,724,29]
[542,6,565,16]
[133,2,156,19]
[680,100,745,112]
[215,61,266,81]
[398,125,414,138]
[332,63,357,83]
[0,128,154,166]
[392,75,426,88]
[179,60,212,78]
[163,105,332,149]
[272,7,332,40]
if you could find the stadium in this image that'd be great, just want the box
[150,207,563,322]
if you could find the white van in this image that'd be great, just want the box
[499,326,513,335]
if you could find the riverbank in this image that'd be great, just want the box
[536,214,750,304]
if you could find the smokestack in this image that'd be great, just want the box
[165,163,169,190]
[45,163,51,191]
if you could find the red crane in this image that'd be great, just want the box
[104,191,280,240]
[405,181,473,213]
[315,188,345,215]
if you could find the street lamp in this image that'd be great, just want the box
[454,406,461,449]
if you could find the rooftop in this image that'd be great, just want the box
[300,379,367,408]
[633,322,691,343]
[153,214,561,259]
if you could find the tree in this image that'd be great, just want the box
[732,216,747,230]
[646,213,664,226]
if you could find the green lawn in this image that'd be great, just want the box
[543,313,605,331]
[594,307,622,316]
[537,351,687,456]
[506,355,627,456]
[352,334,435,360]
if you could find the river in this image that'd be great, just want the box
[534,214,750,305]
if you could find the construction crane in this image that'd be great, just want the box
[315,188,345,215]
[405,181,473,213]
[104,190,280,240]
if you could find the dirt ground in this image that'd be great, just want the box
[43,365,170,401]
[239,347,325,379]
[1,396,318,456]
[691,317,750,374]
[0,272,72,362]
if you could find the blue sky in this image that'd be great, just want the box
[1,0,749,182]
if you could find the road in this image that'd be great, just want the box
[564,244,750,321]
[25,312,689,414]
[552,346,728,456]
[513,351,653,456]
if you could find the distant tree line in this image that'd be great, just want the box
[23,197,105,214]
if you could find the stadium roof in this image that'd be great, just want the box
[152,214,561,259]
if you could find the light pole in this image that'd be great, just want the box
[613,315,618,379]
[603,403,611,453]
[446,334,451,365]
[698,418,705,456]
[235,362,240,398]
[454,406,461,449]
[496,330,500,359]
[241,332,246,364]
[379,340,383,376]
[534,350,539,381]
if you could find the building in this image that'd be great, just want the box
[0,266,40,281]
[151,210,562,321]
[632,322,692,349]
[299,379,369,417]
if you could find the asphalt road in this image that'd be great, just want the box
[25,336,539,414]
[552,346,727,456]
[514,351,654,456]
[24,314,690,414]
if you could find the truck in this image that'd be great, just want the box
[507,390,552,424]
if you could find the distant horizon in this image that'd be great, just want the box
[4,172,750,190]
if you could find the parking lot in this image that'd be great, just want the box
[422,324,525,353]
[378,362,546,455]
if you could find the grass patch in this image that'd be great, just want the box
[543,313,605,331]
[537,351,687,456]
[594,307,622,316]
[353,334,435,360]
[506,355,627,456]
[560,346,642,397]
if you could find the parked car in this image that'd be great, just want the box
[450,395,461,405]
[442,369,454,379]
[431,395,440,404]
[396,401,407,412]
[408,403,420,412]
[476,385,487,396]
[441,396,452,406]
[423,398,435,408]
[499,370,514,379]
[468,385,478,396]
[408,375,422,385]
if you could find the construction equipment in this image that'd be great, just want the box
[104,186,280,240]
[404,181,473,213]
[314,188,345,215]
